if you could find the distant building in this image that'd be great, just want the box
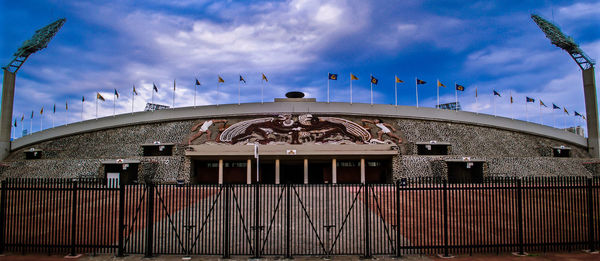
[22,129,28,136]
[436,102,461,111]
[565,126,585,137]
[144,103,170,111]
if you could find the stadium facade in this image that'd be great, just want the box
[0,94,597,184]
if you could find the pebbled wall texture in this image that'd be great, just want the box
[0,114,597,182]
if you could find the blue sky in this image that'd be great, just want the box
[1,0,599,135]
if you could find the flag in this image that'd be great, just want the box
[563,107,569,114]
[526,97,535,103]
[114,89,119,98]
[455,84,465,91]
[82,96,85,102]
[475,87,478,98]
[540,100,547,107]
[218,76,225,83]
[553,103,560,109]
[195,79,201,86]
[262,73,268,82]
[328,73,338,80]
[510,96,513,104]
[351,74,358,80]
[173,79,176,91]
[153,83,158,92]
[53,104,56,114]
[416,79,426,84]
[493,90,501,97]
[395,76,404,83]
[575,111,582,117]
[14,119,16,127]
[31,111,34,119]
[40,107,44,115]
[370,75,378,85]
[97,93,105,101]
[133,85,138,95]
[239,75,246,83]
[21,115,24,122]
[437,80,445,88]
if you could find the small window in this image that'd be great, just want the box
[24,149,43,160]
[552,147,571,158]
[142,144,174,156]
[337,161,360,167]
[417,144,450,155]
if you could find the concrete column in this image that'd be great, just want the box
[303,158,309,184]
[360,158,366,184]
[247,159,252,184]
[332,158,337,184]
[275,159,280,184]
[0,69,16,160]
[583,68,600,158]
[218,159,224,184]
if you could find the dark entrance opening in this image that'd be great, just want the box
[417,144,450,155]
[193,160,219,184]
[447,161,484,183]
[104,163,139,185]
[223,161,247,184]
[280,160,304,184]
[337,160,361,184]
[258,161,276,184]
[553,147,571,157]
[309,161,331,184]
[365,160,391,183]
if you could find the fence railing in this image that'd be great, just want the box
[0,177,598,257]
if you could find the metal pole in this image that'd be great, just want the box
[394,76,397,107]
[223,184,230,258]
[327,76,330,104]
[285,183,292,259]
[69,181,78,257]
[0,180,7,254]
[144,183,154,258]
[415,78,419,108]
[442,179,450,257]
[517,178,524,256]
[363,184,371,258]
[254,182,261,258]
[587,178,595,252]
[395,180,402,257]
[117,181,125,257]
[350,74,353,105]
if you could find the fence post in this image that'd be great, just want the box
[363,183,372,258]
[253,183,261,258]
[222,184,231,259]
[442,179,450,258]
[517,178,525,256]
[285,183,292,259]
[587,178,596,253]
[395,180,402,258]
[0,180,7,255]
[144,183,154,258]
[68,181,78,257]
[117,182,125,257]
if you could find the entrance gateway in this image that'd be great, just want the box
[185,111,401,184]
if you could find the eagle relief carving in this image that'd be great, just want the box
[188,114,403,145]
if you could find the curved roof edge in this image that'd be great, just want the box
[11,102,588,150]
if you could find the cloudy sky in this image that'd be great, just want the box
[1,0,599,135]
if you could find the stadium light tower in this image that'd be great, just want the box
[531,14,599,158]
[0,18,66,160]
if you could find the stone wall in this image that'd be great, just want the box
[0,115,594,181]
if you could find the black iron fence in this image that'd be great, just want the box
[0,177,598,257]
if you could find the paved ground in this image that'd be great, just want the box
[1,252,598,261]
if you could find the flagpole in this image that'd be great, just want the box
[52,111,55,128]
[493,94,496,116]
[454,82,458,111]
[40,113,42,131]
[415,78,419,108]
[96,96,99,119]
[194,83,197,107]
[327,74,330,104]
[81,99,84,121]
[553,109,556,128]
[21,120,23,137]
[563,111,566,130]
[475,87,478,114]
[261,76,264,104]
[510,91,513,120]
[394,75,397,107]
[370,74,373,105]
[436,79,439,108]
[539,103,542,125]
[238,79,241,105]
[217,80,220,106]
[526,102,528,122]
[152,83,155,104]
[113,92,116,116]
[350,73,353,105]
[172,79,176,108]
[66,103,69,126]
[132,86,135,114]
[30,117,32,134]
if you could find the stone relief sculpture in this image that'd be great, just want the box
[188,119,228,145]
[361,119,403,144]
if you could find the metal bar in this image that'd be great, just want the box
[363,184,371,258]
[517,178,524,255]
[285,183,291,258]
[442,179,449,257]
[253,183,260,258]
[69,181,77,257]
[144,183,154,258]
[395,180,401,257]
[223,184,230,258]
[0,180,6,254]
[587,178,595,252]
[117,182,125,257]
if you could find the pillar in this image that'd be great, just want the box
[275,159,280,184]
[332,158,337,184]
[303,158,308,184]
[360,158,366,184]
[583,67,600,158]
[218,159,223,184]
[246,159,252,184]
[0,69,16,160]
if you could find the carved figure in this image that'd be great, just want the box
[188,119,228,145]
[361,119,402,143]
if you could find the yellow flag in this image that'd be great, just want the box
[350,73,358,80]
[40,107,44,115]
[437,80,446,87]
[395,76,404,83]
[97,92,105,101]
[262,73,268,82]
[218,76,225,83]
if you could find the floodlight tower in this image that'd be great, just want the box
[531,14,599,158]
[0,18,66,160]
